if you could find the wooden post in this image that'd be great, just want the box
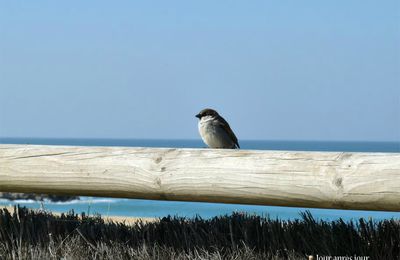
[0,144,399,211]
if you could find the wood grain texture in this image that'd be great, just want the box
[0,144,399,211]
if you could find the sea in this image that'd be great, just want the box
[1,137,399,221]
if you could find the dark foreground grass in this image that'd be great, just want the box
[0,207,399,259]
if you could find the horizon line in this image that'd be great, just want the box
[0,136,399,144]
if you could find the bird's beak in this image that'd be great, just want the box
[195,114,201,119]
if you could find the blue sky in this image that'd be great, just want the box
[0,1,399,141]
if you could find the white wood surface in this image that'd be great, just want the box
[0,144,399,211]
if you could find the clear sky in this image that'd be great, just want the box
[0,1,399,141]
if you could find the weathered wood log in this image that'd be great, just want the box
[0,144,399,211]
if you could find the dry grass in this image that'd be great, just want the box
[0,206,398,259]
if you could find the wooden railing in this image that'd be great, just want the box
[0,144,399,211]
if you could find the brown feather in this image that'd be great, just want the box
[215,115,240,149]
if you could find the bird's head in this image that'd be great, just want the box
[195,108,219,119]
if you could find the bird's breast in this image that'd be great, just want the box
[198,119,234,148]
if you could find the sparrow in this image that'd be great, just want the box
[195,108,240,149]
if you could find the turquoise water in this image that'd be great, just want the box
[1,197,399,221]
[1,138,399,221]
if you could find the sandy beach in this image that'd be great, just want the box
[0,205,157,225]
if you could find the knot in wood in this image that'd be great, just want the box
[154,157,162,164]
[334,177,343,189]
[155,177,162,188]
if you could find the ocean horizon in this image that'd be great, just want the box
[1,137,399,152]
[1,137,399,221]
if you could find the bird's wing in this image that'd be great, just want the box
[216,115,240,149]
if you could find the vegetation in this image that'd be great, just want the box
[0,192,78,202]
[0,206,398,259]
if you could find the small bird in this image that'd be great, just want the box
[195,108,240,149]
